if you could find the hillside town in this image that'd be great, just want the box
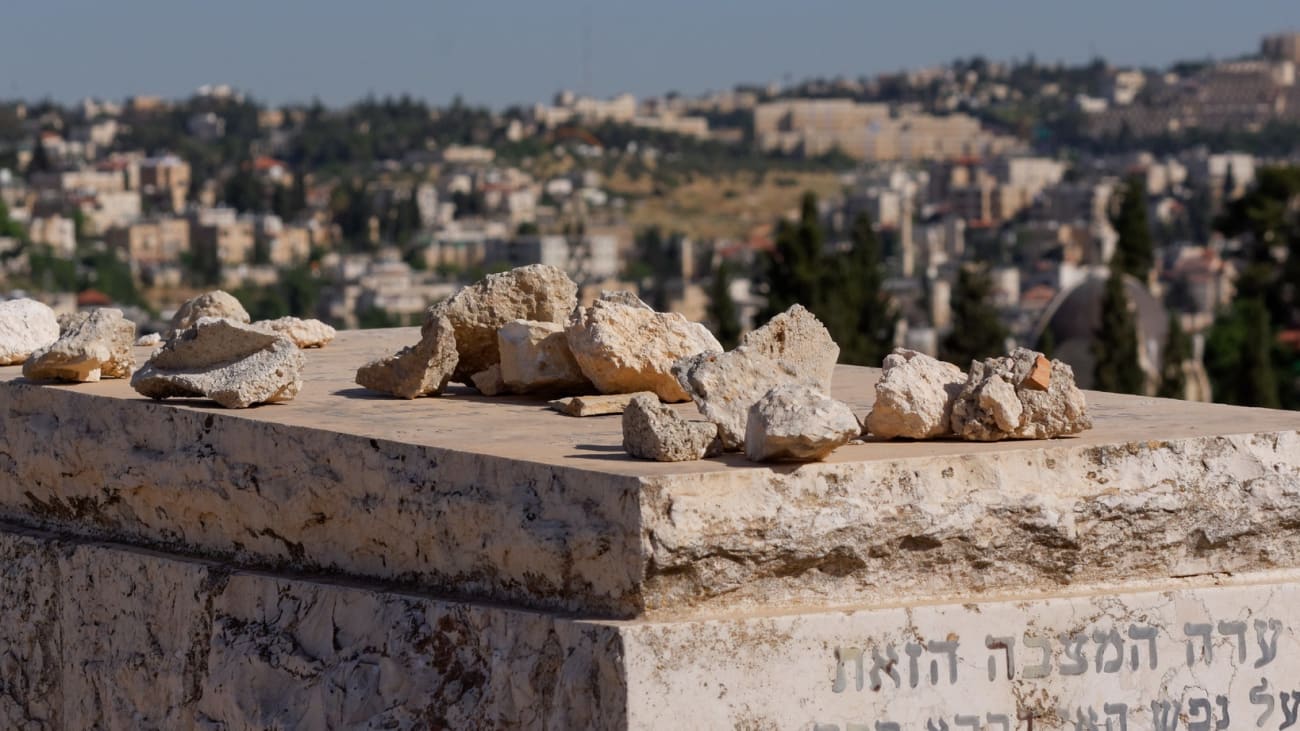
[2,31,1300,409]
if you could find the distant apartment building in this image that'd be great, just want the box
[1262,32,1300,64]
[532,91,710,139]
[30,169,126,196]
[486,234,619,282]
[190,208,254,266]
[139,155,191,213]
[255,215,311,265]
[106,217,190,265]
[26,215,77,257]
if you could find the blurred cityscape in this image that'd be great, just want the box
[2,31,1300,408]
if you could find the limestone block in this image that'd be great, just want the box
[0,298,59,365]
[428,264,578,382]
[135,332,162,347]
[470,363,510,396]
[22,308,136,382]
[864,348,967,439]
[738,304,838,391]
[549,392,652,417]
[131,317,304,408]
[168,290,250,335]
[743,383,861,462]
[253,316,337,348]
[498,319,592,394]
[950,347,1091,441]
[0,531,60,729]
[356,315,458,399]
[622,394,722,462]
[567,292,721,403]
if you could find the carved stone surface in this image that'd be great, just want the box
[567,292,721,403]
[743,383,860,462]
[498,319,592,394]
[429,264,578,382]
[23,308,136,382]
[470,363,510,396]
[622,394,721,462]
[132,318,303,408]
[738,304,838,391]
[355,315,458,399]
[0,298,60,365]
[549,392,652,417]
[950,348,1092,441]
[168,290,250,335]
[253,316,337,348]
[865,348,967,439]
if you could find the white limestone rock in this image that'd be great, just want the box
[0,298,60,365]
[673,305,838,450]
[252,317,336,349]
[132,318,304,408]
[865,348,968,439]
[470,364,510,396]
[950,347,1092,441]
[567,292,721,403]
[548,392,653,417]
[355,314,459,399]
[622,394,722,462]
[168,290,250,336]
[743,383,861,462]
[135,332,162,347]
[23,308,136,382]
[498,319,592,394]
[428,264,578,382]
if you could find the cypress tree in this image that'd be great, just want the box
[1111,174,1154,283]
[1157,311,1190,399]
[940,266,1008,368]
[1092,265,1145,395]
[822,211,897,365]
[707,260,742,349]
[1239,298,1280,408]
[757,191,823,324]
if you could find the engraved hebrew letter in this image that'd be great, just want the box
[1187,697,1212,731]
[1103,702,1128,731]
[1184,622,1213,666]
[926,720,950,731]
[1092,628,1123,673]
[1281,692,1300,730]
[905,642,924,688]
[1127,625,1158,670]
[986,635,1016,681]
[954,715,980,731]
[1151,701,1181,731]
[1024,634,1052,679]
[875,722,901,731]
[1213,695,1228,730]
[928,641,960,685]
[1072,707,1100,731]
[1250,678,1274,727]
[1059,632,1088,675]
[833,646,865,693]
[987,713,1011,731]
[869,644,900,691]
[1254,619,1282,668]
[1218,621,1247,663]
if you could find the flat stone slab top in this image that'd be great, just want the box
[2,327,1299,619]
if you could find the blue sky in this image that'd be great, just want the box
[2,1,1296,107]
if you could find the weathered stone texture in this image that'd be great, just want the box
[567,293,721,402]
[737,303,838,390]
[470,363,509,396]
[168,290,250,335]
[498,319,592,394]
[549,392,653,417]
[132,318,304,408]
[622,395,721,462]
[743,383,860,462]
[0,298,60,365]
[950,347,1091,440]
[864,348,967,439]
[23,307,135,382]
[253,316,337,348]
[356,315,458,399]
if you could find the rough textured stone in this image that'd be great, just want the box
[132,318,304,408]
[135,332,162,347]
[356,315,458,399]
[0,298,59,365]
[22,308,136,382]
[567,292,721,402]
[622,394,721,462]
[738,303,838,390]
[470,363,509,396]
[428,264,578,382]
[950,347,1092,441]
[864,348,967,439]
[253,316,336,348]
[743,383,861,462]
[168,290,250,335]
[498,319,592,394]
[549,392,652,417]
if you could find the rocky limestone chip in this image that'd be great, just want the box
[0,298,60,365]
[864,348,968,439]
[168,290,250,336]
[738,304,838,391]
[548,391,653,417]
[427,264,578,382]
[355,315,458,399]
[253,317,336,349]
[567,292,721,402]
[744,383,861,462]
[132,318,304,408]
[23,308,136,382]
[498,319,592,394]
[596,289,653,310]
[57,310,90,332]
[950,347,1092,441]
[135,332,162,347]
[470,364,510,396]
[622,394,722,462]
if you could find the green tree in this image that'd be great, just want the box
[1206,297,1280,408]
[26,138,51,177]
[707,260,742,349]
[819,211,897,365]
[222,164,266,213]
[1110,174,1154,283]
[940,266,1008,367]
[1157,311,1190,399]
[757,191,823,324]
[1092,265,1145,395]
